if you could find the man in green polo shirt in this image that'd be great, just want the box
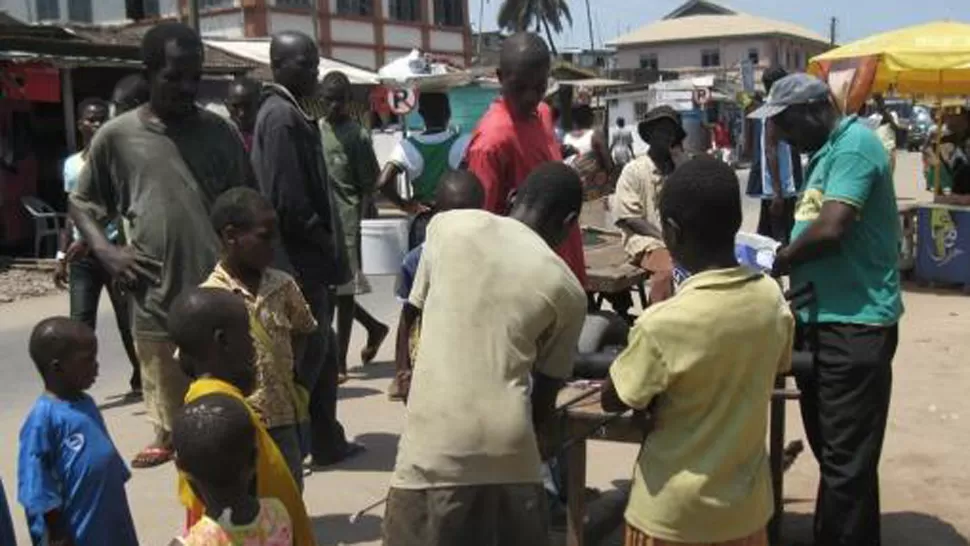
[753,73,903,546]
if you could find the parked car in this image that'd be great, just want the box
[883,98,913,149]
[907,106,934,151]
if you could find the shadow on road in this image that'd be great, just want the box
[313,512,382,546]
[97,392,143,412]
[350,361,396,381]
[338,386,383,401]
[783,511,969,545]
[322,432,399,473]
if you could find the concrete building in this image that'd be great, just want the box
[558,46,615,73]
[608,0,830,82]
[0,0,472,69]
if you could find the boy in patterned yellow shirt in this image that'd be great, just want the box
[201,187,318,487]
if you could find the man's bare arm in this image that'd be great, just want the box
[616,217,663,240]
[774,200,856,274]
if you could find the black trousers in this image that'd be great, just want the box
[69,255,141,390]
[756,197,797,244]
[794,322,898,546]
[295,280,349,462]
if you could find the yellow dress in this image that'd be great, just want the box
[178,377,317,546]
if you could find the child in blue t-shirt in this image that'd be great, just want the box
[386,170,484,401]
[18,317,138,546]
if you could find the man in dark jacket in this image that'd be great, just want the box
[251,30,363,465]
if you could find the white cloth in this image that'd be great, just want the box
[386,131,471,180]
[563,129,595,156]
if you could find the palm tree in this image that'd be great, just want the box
[496,0,573,54]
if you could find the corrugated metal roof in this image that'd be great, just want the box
[68,26,257,73]
[0,50,139,67]
[204,38,378,85]
[609,12,829,47]
[0,22,257,73]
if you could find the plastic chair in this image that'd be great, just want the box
[21,196,67,257]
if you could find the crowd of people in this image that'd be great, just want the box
[2,19,905,546]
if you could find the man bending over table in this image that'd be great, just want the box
[383,163,587,546]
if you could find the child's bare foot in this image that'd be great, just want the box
[361,323,390,365]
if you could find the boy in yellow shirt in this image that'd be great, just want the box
[602,157,794,546]
[168,287,316,546]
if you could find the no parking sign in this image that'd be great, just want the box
[387,87,419,115]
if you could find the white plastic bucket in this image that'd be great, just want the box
[361,218,409,276]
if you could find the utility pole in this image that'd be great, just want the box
[585,0,595,50]
[476,0,486,62]
[829,16,837,46]
[188,0,200,32]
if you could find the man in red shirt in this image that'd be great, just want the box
[465,32,588,287]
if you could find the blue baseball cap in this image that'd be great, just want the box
[748,73,831,119]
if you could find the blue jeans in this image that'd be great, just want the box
[268,425,304,491]
[69,255,140,390]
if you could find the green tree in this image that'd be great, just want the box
[496,0,573,54]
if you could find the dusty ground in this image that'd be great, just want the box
[0,152,967,545]
[0,265,58,304]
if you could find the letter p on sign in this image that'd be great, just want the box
[387,87,419,115]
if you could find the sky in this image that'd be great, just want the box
[471,0,968,49]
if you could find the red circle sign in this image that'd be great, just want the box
[387,87,419,115]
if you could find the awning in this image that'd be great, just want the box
[556,78,630,88]
[203,38,378,85]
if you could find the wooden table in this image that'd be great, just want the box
[583,228,648,314]
[557,382,798,546]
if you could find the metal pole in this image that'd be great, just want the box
[188,0,200,32]
[829,17,837,46]
[585,0,595,50]
[476,0,486,61]
[312,0,321,47]
[61,69,77,153]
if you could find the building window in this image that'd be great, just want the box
[35,0,59,20]
[200,0,233,7]
[748,48,759,65]
[143,0,160,16]
[388,0,419,21]
[639,54,658,71]
[434,0,464,27]
[67,0,93,22]
[785,49,792,69]
[634,101,650,121]
[701,49,720,67]
[126,0,160,21]
[276,0,312,8]
[337,0,373,16]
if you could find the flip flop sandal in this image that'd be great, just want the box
[131,446,174,469]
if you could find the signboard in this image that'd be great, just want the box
[387,87,419,115]
[693,87,711,107]
[370,85,391,118]
[741,60,755,93]
[0,62,60,103]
